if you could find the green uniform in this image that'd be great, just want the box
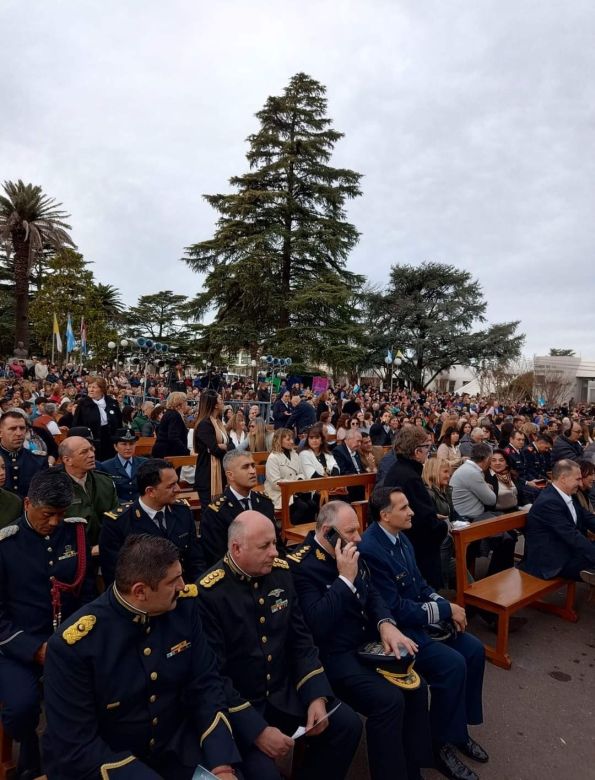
[64,470,118,546]
[0,488,23,529]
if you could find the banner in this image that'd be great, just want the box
[53,313,63,353]
[66,314,76,353]
[311,376,329,395]
[80,316,87,355]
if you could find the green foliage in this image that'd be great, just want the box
[124,291,198,360]
[364,262,525,390]
[184,72,364,364]
[548,348,575,357]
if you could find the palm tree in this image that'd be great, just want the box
[0,180,75,347]
[95,283,124,323]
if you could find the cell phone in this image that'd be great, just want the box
[324,527,346,550]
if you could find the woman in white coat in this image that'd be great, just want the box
[264,428,305,510]
[298,423,340,478]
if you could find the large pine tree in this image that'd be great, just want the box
[184,73,364,364]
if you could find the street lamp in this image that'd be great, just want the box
[107,338,129,368]
[385,350,403,396]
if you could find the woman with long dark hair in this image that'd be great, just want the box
[193,390,232,506]
[298,424,339,478]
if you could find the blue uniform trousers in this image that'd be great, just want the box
[414,631,485,745]
[0,656,42,738]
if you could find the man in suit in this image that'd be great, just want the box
[199,449,279,569]
[360,486,487,780]
[99,428,148,503]
[333,429,365,501]
[99,458,204,586]
[521,459,595,581]
[551,422,584,465]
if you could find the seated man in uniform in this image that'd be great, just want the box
[288,501,432,780]
[99,458,204,586]
[99,428,148,503]
[199,449,278,569]
[0,469,94,779]
[521,434,553,483]
[196,511,363,780]
[0,410,48,498]
[360,487,488,780]
[42,535,239,780]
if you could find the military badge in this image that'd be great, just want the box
[63,615,96,645]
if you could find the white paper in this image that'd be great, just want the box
[291,701,342,739]
[451,520,471,529]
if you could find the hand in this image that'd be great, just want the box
[335,540,359,583]
[210,766,236,780]
[254,726,294,759]
[305,697,328,737]
[33,642,47,665]
[450,603,467,632]
[91,544,100,557]
[379,622,418,656]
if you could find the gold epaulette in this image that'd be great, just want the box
[105,503,129,520]
[63,615,96,645]
[286,544,311,564]
[273,557,289,569]
[63,516,88,525]
[177,498,190,507]
[207,495,226,513]
[199,569,225,588]
[178,584,198,598]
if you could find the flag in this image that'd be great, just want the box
[66,314,76,353]
[53,314,63,353]
[80,316,87,355]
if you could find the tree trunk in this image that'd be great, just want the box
[12,228,30,348]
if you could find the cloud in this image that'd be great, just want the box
[1,0,593,356]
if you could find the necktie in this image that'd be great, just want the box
[351,452,360,473]
[240,497,251,512]
[154,510,166,533]
[124,460,132,477]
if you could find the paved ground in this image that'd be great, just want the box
[347,583,595,780]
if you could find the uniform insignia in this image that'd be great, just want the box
[271,597,289,613]
[268,588,284,597]
[178,584,198,598]
[63,615,96,645]
[0,525,19,541]
[316,549,326,561]
[199,569,225,588]
[286,544,311,564]
[177,498,190,507]
[63,516,88,524]
[272,558,289,569]
[105,512,118,520]
[166,639,191,658]
[58,545,77,561]
[135,509,141,518]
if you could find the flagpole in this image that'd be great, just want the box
[51,330,55,366]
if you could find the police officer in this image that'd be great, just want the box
[99,458,204,586]
[288,501,432,780]
[0,470,93,779]
[0,410,48,498]
[196,511,362,780]
[199,449,279,569]
[522,434,554,483]
[42,535,240,780]
[359,487,488,780]
[100,428,148,503]
[59,431,119,547]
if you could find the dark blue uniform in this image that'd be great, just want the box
[99,499,204,586]
[0,444,48,498]
[521,445,551,482]
[42,585,240,779]
[196,554,362,780]
[288,532,431,780]
[0,516,93,745]
[98,455,148,503]
[359,521,485,745]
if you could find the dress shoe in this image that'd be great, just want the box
[457,736,489,763]
[434,744,479,780]
[580,570,595,586]
[482,614,528,634]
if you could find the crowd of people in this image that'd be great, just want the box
[0,352,594,780]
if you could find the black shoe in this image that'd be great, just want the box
[434,744,479,780]
[484,615,528,634]
[457,736,489,763]
[16,731,41,780]
[580,570,595,586]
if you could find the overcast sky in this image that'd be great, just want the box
[2,0,594,357]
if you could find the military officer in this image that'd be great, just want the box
[99,458,204,586]
[0,410,48,498]
[522,434,553,483]
[99,428,148,503]
[42,535,240,780]
[58,434,119,547]
[199,449,280,569]
[196,511,362,780]
[288,500,432,780]
[0,469,94,779]
[360,487,488,780]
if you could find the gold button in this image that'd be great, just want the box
[144,648,152,656]
[47,547,53,552]
[266,689,270,696]
[261,636,267,643]
[149,738,155,748]
[253,582,259,589]
[259,598,265,605]
[48,561,54,566]
[149,695,157,703]
[266,674,271,681]
[152,717,158,726]
[259,617,265,624]
[146,627,151,634]
[267,654,272,662]
[150,672,158,681]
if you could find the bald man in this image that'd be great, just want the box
[197,511,362,780]
[59,436,118,547]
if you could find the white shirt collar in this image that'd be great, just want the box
[378,523,398,545]
[138,497,165,520]
[229,486,251,503]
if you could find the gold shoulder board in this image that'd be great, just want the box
[273,558,289,569]
[178,583,198,598]
[199,569,225,588]
[63,615,97,645]
[177,498,190,507]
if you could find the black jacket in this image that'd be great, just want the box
[73,395,122,461]
[151,409,189,458]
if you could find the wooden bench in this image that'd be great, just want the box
[279,473,376,544]
[166,454,197,470]
[452,511,578,669]
[134,436,156,456]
